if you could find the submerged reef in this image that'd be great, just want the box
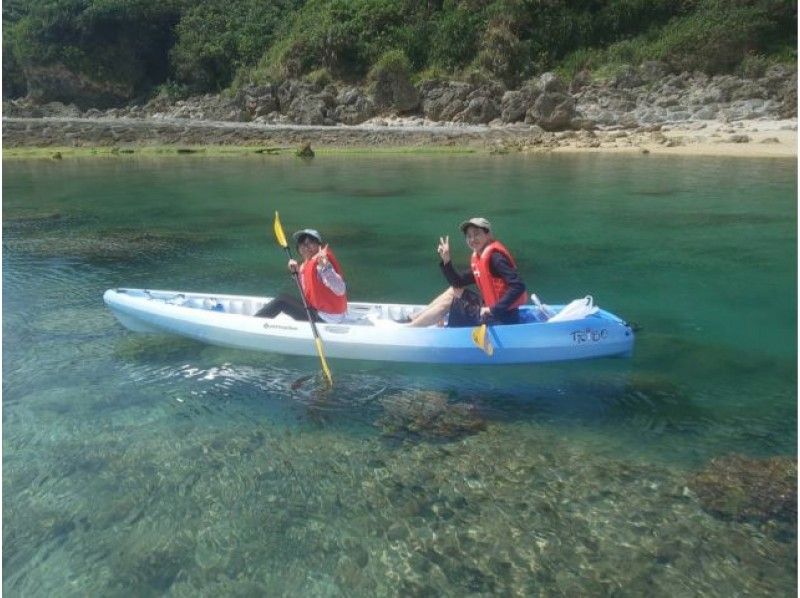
[688,454,797,525]
[376,391,487,440]
[4,226,211,262]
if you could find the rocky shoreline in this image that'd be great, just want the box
[3,63,797,157]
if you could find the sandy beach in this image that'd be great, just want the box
[552,119,797,158]
[2,116,796,159]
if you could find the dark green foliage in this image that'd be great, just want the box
[9,0,182,97]
[3,1,28,97]
[170,0,300,92]
[429,8,482,72]
[369,50,412,80]
[251,0,433,82]
[476,14,529,85]
[559,0,797,78]
[3,0,796,101]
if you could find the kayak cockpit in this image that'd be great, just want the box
[111,288,422,326]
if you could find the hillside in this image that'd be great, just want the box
[3,0,796,107]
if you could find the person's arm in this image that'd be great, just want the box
[317,262,346,296]
[436,235,474,287]
[488,253,526,315]
[314,245,346,296]
[440,260,475,288]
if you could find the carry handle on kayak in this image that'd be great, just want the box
[273,211,334,387]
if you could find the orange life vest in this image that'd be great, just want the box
[300,248,348,314]
[470,240,526,309]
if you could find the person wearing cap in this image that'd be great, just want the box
[255,228,348,322]
[407,217,526,327]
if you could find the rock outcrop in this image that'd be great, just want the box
[3,63,796,145]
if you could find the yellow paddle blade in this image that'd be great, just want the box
[471,324,494,356]
[315,337,334,387]
[273,211,288,248]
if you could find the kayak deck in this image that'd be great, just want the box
[104,288,635,365]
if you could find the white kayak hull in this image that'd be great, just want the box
[103,288,635,365]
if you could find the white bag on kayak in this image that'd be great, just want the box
[547,295,598,322]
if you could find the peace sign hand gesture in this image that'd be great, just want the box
[437,236,451,264]
[315,244,330,269]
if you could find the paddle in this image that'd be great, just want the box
[273,211,334,387]
[471,323,494,356]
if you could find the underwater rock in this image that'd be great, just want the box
[376,390,486,439]
[31,307,117,336]
[3,211,85,233]
[688,454,797,524]
[4,228,209,262]
[113,336,202,363]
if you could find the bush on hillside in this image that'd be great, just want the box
[9,0,182,100]
[305,68,333,89]
[429,8,481,72]
[3,29,26,98]
[170,0,299,92]
[3,1,27,97]
[368,49,418,112]
[368,50,411,80]
[476,17,528,86]
[558,0,796,79]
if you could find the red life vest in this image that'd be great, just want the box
[300,248,348,314]
[470,240,526,309]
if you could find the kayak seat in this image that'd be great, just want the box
[364,313,403,327]
[229,300,243,314]
[388,305,412,322]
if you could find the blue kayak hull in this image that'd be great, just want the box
[104,288,635,365]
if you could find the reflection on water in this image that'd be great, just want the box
[3,154,796,594]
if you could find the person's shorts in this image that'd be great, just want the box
[447,289,482,327]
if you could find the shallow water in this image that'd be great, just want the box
[3,154,797,595]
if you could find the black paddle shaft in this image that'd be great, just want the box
[283,246,324,337]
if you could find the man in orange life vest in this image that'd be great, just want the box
[255,228,348,322]
[408,217,526,327]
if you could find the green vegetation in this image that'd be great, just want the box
[10,0,183,98]
[366,48,413,94]
[170,0,302,93]
[559,0,797,79]
[4,0,796,103]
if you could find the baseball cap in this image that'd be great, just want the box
[292,229,323,244]
[459,217,492,234]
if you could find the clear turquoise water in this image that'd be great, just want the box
[3,154,797,595]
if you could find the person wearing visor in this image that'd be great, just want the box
[255,228,348,322]
[407,217,526,327]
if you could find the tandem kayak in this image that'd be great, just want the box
[103,288,634,365]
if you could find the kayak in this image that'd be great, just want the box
[103,288,635,365]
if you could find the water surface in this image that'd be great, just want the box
[4,153,796,595]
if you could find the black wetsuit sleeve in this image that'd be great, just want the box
[489,253,526,316]
[440,260,475,287]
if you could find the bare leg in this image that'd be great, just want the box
[406,287,463,327]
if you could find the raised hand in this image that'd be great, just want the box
[287,258,299,273]
[315,244,330,268]
[437,236,450,264]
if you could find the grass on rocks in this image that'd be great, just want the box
[2,145,478,160]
